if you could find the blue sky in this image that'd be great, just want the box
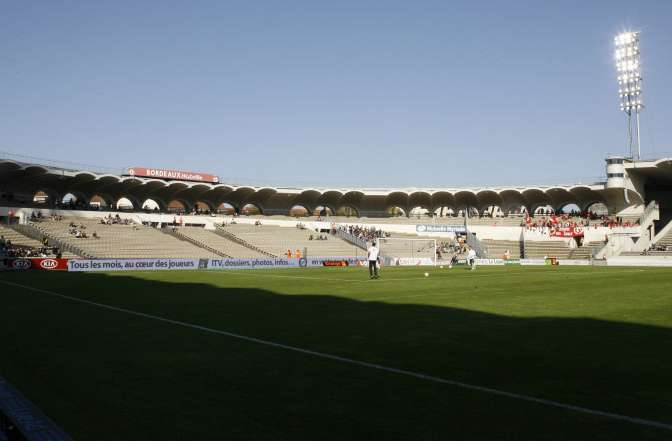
[1,0,671,188]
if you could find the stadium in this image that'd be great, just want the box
[2,7,672,441]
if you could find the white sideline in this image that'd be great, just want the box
[1,279,671,432]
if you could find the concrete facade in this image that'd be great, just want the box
[2,157,671,217]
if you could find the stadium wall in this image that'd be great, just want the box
[606,255,672,266]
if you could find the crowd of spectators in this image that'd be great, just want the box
[68,221,94,239]
[309,233,329,241]
[100,214,132,225]
[437,237,468,254]
[335,224,390,242]
[522,212,638,236]
[0,235,62,258]
[645,243,672,253]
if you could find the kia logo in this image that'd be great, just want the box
[12,260,31,270]
[40,259,58,269]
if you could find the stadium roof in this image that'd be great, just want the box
[1,157,670,215]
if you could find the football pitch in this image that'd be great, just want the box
[1,266,671,440]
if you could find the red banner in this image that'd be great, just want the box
[4,258,69,271]
[550,226,584,237]
[126,167,220,184]
[322,260,349,267]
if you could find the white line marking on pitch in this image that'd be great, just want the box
[2,279,670,432]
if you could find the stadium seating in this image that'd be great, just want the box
[221,224,362,257]
[0,224,79,258]
[482,240,523,259]
[2,213,613,261]
[0,224,44,249]
[620,226,672,256]
[173,227,267,258]
[30,218,218,259]
[652,227,672,254]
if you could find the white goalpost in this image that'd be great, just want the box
[375,237,437,266]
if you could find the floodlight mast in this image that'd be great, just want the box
[614,31,643,160]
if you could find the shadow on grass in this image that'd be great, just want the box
[0,270,671,441]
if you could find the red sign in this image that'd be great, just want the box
[550,226,584,238]
[126,167,220,184]
[6,258,69,271]
[322,260,349,267]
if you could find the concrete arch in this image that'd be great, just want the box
[89,193,114,209]
[23,165,49,177]
[60,191,89,208]
[385,192,409,211]
[431,191,456,209]
[434,206,456,217]
[533,204,555,215]
[522,189,551,209]
[585,201,609,215]
[454,191,479,210]
[116,195,140,210]
[241,203,263,215]
[336,205,359,217]
[476,190,502,211]
[95,174,122,185]
[289,204,311,217]
[202,185,235,206]
[558,202,581,214]
[150,182,187,201]
[33,189,58,206]
[293,190,322,208]
[227,187,259,207]
[386,206,407,217]
[141,198,165,212]
[317,191,343,209]
[408,192,432,211]
[547,188,578,212]
[194,200,215,212]
[498,189,526,212]
[245,188,278,205]
[217,202,237,215]
[482,204,504,217]
[167,199,193,213]
[72,172,98,184]
[409,206,430,217]
[340,191,365,215]
[313,205,334,216]
[171,184,213,207]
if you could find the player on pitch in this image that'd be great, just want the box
[467,246,477,271]
[367,241,380,279]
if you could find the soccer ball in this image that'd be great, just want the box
[424,272,429,277]
[440,265,444,269]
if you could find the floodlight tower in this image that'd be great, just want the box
[614,31,643,160]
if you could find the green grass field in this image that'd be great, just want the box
[1,266,671,440]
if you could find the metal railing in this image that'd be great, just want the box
[466,232,488,258]
[335,229,368,250]
[163,228,231,258]
[638,200,659,226]
[12,223,91,258]
[214,226,277,258]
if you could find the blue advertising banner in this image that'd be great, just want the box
[416,224,467,233]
